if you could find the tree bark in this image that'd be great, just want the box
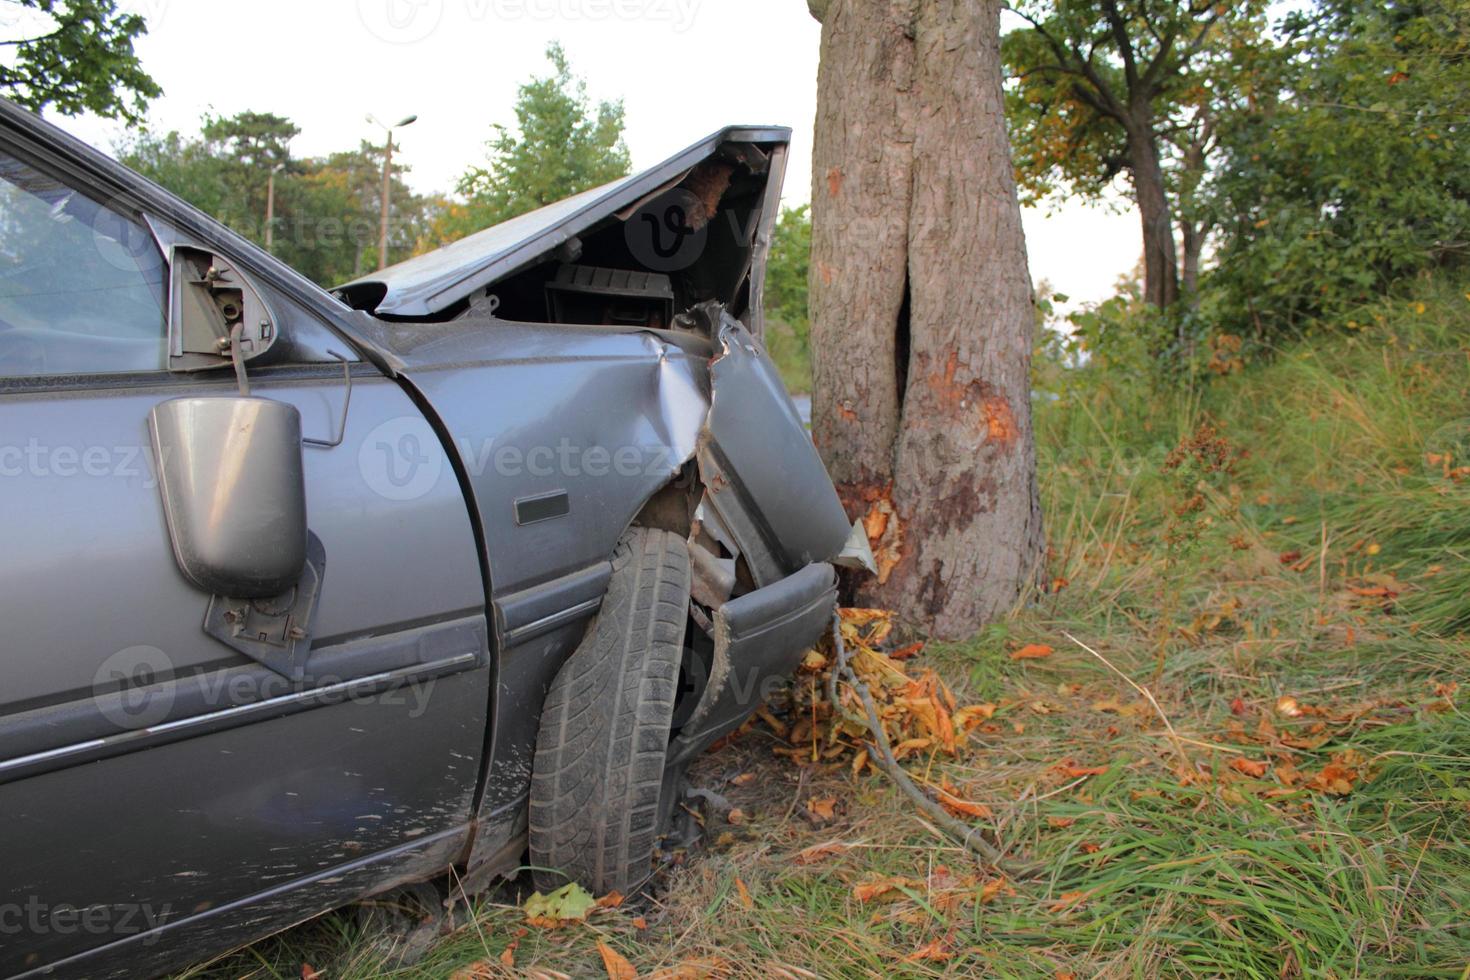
[1126,122,1179,309]
[809,0,1044,640]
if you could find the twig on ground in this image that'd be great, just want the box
[829,611,1034,877]
[1062,631,1193,771]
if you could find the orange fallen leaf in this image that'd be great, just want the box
[1011,643,1055,660]
[1047,816,1076,828]
[500,943,516,968]
[632,916,648,930]
[805,797,839,823]
[936,778,994,819]
[795,840,850,864]
[980,877,1007,904]
[1230,697,1246,716]
[1050,889,1090,913]
[726,808,746,826]
[890,641,925,661]
[730,772,755,787]
[1276,695,1303,717]
[1054,759,1109,779]
[733,877,754,909]
[905,934,954,962]
[853,877,916,902]
[954,703,997,730]
[598,940,638,980]
[596,890,625,909]
[1230,757,1269,778]
[301,966,320,980]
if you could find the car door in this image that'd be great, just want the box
[0,135,490,977]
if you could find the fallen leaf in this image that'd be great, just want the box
[1230,757,1269,778]
[890,641,925,661]
[892,737,934,760]
[905,934,954,962]
[1054,759,1109,779]
[1276,696,1302,718]
[954,703,997,730]
[795,840,850,864]
[936,778,994,819]
[598,940,638,980]
[524,882,597,928]
[500,943,516,968]
[730,772,755,787]
[851,748,869,778]
[733,877,754,909]
[632,916,648,930]
[980,877,1007,904]
[1050,889,1089,913]
[805,797,838,822]
[1230,697,1246,716]
[853,877,916,902]
[726,808,746,826]
[301,966,320,980]
[1011,643,1054,660]
[596,890,625,909]
[450,961,492,980]
[1047,816,1076,828]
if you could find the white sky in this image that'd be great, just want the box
[36,0,1139,307]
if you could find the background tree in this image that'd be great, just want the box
[1206,0,1470,336]
[0,0,159,122]
[763,204,814,392]
[433,42,630,243]
[1003,0,1270,309]
[120,116,435,286]
[807,0,1043,639]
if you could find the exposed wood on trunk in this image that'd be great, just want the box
[809,0,1044,640]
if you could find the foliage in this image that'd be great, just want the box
[120,113,436,286]
[1003,0,1274,308]
[763,204,812,393]
[432,43,630,244]
[0,0,159,122]
[1205,0,1470,336]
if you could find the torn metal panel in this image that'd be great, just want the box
[692,304,855,587]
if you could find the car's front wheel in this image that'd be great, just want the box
[528,526,690,895]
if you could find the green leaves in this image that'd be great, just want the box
[0,0,160,123]
[436,42,632,242]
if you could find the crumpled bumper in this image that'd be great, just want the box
[669,561,837,765]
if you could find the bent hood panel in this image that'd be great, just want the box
[339,126,791,318]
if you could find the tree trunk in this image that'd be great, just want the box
[1127,124,1179,309]
[1180,219,1204,303]
[809,0,1044,640]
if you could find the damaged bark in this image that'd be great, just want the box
[809,0,1044,639]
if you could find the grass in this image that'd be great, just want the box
[180,277,1470,979]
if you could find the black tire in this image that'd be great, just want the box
[529,527,690,895]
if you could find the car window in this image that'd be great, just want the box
[0,150,167,378]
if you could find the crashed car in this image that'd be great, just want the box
[0,97,874,978]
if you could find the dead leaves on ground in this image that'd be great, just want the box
[765,608,998,787]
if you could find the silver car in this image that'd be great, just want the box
[0,99,868,978]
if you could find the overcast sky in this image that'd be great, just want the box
[37,0,1139,307]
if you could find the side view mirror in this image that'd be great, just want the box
[149,396,306,598]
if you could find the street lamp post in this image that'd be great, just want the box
[264,162,285,252]
[368,113,417,271]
